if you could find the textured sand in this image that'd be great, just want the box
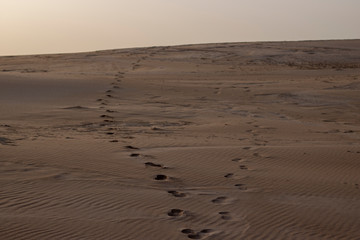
[1,40,360,239]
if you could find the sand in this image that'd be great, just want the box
[1,40,360,239]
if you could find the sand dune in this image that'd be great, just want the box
[1,40,360,239]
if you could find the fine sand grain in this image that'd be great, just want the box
[1,40,360,239]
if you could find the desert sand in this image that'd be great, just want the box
[1,40,360,239]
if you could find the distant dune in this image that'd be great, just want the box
[1,40,360,239]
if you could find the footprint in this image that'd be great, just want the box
[100,115,113,118]
[168,190,186,198]
[106,109,115,113]
[181,229,215,239]
[145,162,163,168]
[231,158,242,162]
[235,184,247,190]
[168,209,185,217]
[239,165,248,170]
[181,229,195,234]
[188,233,202,239]
[224,173,234,178]
[219,211,232,220]
[199,229,214,234]
[211,196,228,204]
[154,174,168,181]
[125,145,139,150]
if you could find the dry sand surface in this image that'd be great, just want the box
[1,40,360,239]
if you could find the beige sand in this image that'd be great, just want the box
[1,40,360,239]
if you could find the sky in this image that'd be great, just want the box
[1,0,360,56]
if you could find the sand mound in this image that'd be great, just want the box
[1,40,360,239]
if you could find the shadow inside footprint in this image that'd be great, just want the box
[130,153,140,157]
[168,209,184,217]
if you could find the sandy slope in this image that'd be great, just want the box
[0,40,360,239]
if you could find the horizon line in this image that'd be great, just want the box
[1,38,359,58]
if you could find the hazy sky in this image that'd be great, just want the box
[1,0,359,55]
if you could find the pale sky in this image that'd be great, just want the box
[1,0,359,56]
